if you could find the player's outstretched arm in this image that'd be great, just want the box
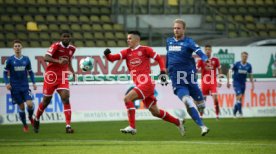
[104,48,121,62]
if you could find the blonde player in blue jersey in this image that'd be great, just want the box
[165,19,209,136]
[227,52,254,117]
[3,40,37,132]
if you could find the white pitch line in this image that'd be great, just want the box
[0,139,275,147]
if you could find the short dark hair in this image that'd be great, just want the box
[60,30,72,35]
[128,31,141,37]
[205,44,212,48]
[13,39,22,45]
[242,51,248,55]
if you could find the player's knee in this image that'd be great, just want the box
[182,96,193,108]
[149,108,159,117]
[124,96,132,103]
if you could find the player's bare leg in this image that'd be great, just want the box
[18,103,28,132]
[26,100,34,126]
[149,104,185,136]
[34,96,52,133]
[58,89,74,134]
[120,89,139,135]
[212,94,220,119]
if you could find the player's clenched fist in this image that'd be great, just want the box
[104,48,111,56]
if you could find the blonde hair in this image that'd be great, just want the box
[173,19,186,29]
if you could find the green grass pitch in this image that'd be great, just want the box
[0,117,276,154]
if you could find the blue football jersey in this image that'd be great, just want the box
[232,61,252,84]
[4,55,33,88]
[166,37,207,75]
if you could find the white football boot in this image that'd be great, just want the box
[201,126,210,136]
[178,119,185,136]
[120,126,137,135]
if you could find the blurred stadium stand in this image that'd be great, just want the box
[0,0,275,47]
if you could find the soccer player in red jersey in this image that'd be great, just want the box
[104,31,184,136]
[33,30,76,133]
[197,45,222,119]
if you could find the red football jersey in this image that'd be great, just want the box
[120,45,159,85]
[197,57,220,85]
[46,42,76,76]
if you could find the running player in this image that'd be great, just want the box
[33,30,76,133]
[165,19,209,136]
[104,31,184,136]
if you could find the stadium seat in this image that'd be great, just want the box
[68,15,79,23]
[218,7,228,14]
[81,24,91,31]
[38,7,48,14]
[269,31,276,37]
[12,15,23,23]
[216,24,225,31]
[72,32,83,40]
[4,24,14,31]
[215,15,224,22]
[259,31,269,37]
[240,31,248,37]
[248,7,257,15]
[245,0,254,5]
[71,24,81,31]
[48,24,59,31]
[60,24,70,30]
[15,0,25,5]
[29,41,40,47]
[236,0,245,5]
[83,33,93,39]
[1,15,10,23]
[255,0,264,5]
[100,15,112,23]
[59,7,69,14]
[18,7,28,14]
[92,24,102,31]
[28,7,38,14]
[0,42,5,47]
[226,0,235,5]
[57,0,67,5]
[23,15,33,22]
[265,0,274,5]
[258,7,267,15]
[115,32,125,39]
[228,7,238,14]
[117,40,127,47]
[15,24,25,31]
[98,0,110,6]
[228,31,238,38]
[90,15,100,23]
[80,8,91,14]
[6,33,17,40]
[6,7,16,14]
[74,41,85,47]
[40,32,50,40]
[95,40,106,47]
[50,33,60,40]
[88,0,98,5]
[205,15,213,23]
[17,33,28,40]
[94,32,104,39]
[100,8,111,14]
[228,23,236,30]
[41,41,51,47]
[85,41,95,47]
[234,15,244,23]
[57,15,68,23]
[28,32,39,40]
[106,40,117,47]
[79,16,90,23]
[49,7,59,14]
[238,7,247,15]
[26,22,39,31]
[244,15,254,23]
[102,24,113,31]
[104,32,115,39]
[46,15,56,22]
[113,24,124,31]
[90,7,101,14]
[34,15,45,22]
[256,23,266,30]
[79,0,89,5]
[266,23,275,30]
[48,0,57,5]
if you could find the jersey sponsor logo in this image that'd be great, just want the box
[238,69,248,74]
[130,58,142,66]
[14,66,26,71]
[168,46,181,52]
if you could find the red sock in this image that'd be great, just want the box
[64,103,71,126]
[200,112,203,117]
[159,109,180,126]
[36,103,46,120]
[125,102,135,128]
[214,100,220,117]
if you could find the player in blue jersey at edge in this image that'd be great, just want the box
[165,19,210,136]
[3,40,37,132]
[227,51,254,118]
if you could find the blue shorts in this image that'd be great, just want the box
[171,77,204,101]
[233,82,246,96]
[10,88,33,105]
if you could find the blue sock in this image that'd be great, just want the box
[18,108,27,126]
[237,102,242,115]
[187,107,204,127]
[27,106,34,119]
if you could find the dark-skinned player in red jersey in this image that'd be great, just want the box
[104,31,185,136]
[34,30,76,133]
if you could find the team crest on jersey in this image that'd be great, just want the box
[130,58,142,66]
[137,51,142,56]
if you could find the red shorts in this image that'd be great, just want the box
[133,83,157,108]
[43,79,69,96]
[201,84,217,96]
